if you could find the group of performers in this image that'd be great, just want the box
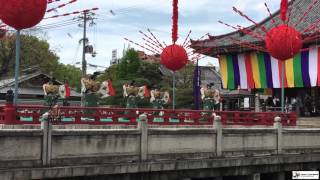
[42,74,220,113]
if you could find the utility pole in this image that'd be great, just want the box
[77,10,96,105]
[82,11,87,78]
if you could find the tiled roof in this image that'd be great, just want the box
[191,0,320,56]
[0,70,81,97]
[0,71,43,88]
[0,87,80,97]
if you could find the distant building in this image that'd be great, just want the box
[138,51,160,64]
[110,49,121,65]
[0,67,81,105]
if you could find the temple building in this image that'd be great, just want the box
[191,0,320,116]
[0,67,81,105]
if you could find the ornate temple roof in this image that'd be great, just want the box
[0,68,81,97]
[191,0,320,57]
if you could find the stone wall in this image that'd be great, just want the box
[0,116,320,179]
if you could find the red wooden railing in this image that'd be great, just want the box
[0,104,297,126]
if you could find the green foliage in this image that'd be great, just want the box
[138,62,162,86]
[53,64,82,91]
[100,49,163,87]
[0,34,81,90]
[176,88,194,109]
[117,48,141,79]
[177,63,194,88]
[98,48,197,109]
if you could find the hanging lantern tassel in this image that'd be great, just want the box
[280,0,288,22]
[172,0,178,44]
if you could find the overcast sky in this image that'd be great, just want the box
[37,0,280,72]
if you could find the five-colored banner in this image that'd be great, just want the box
[219,46,320,89]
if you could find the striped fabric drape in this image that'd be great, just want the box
[219,46,320,89]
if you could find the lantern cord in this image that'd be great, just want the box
[47,0,78,13]
[35,21,79,30]
[36,18,78,29]
[192,49,212,61]
[280,0,288,22]
[264,3,276,25]
[302,19,320,33]
[286,3,294,25]
[143,38,163,52]
[163,41,168,47]
[44,8,99,19]
[303,34,320,43]
[187,33,210,48]
[198,55,207,61]
[193,53,202,61]
[182,30,192,48]
[232,7,269,34]
[236,25,266,41]
[199,33,210,40]
[124,38,159,54]
[293,0,318,27]
[144,43,161,54]
[48,0,62,4]
[147,29,166,48]
[189,47,212,56]
[139,30,164,49]
[218,21,265,41]
[228,37,267,52]
[172,0,178,44]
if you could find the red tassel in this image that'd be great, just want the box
[144,86,150,97]
[65,84,71,98]
[107,80,116,96]
[280,0,288,22]
[172,0,178,44]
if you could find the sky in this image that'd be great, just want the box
[37,0,280,73]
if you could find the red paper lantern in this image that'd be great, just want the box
[161,44,188,71]
[265,25,302,61]
[0,0,47,30]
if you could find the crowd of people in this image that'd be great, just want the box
[262,94,318,116]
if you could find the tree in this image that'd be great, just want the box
[0,33,81,89]
[98,48,198,109]
[117,48,141,79]
[177,63,194,88]
[53,64,82,91]
[137,62,162,86]
[0,34,60,78]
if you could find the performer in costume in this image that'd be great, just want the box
[99,79,116,99]
[123,81,149,109]
[81,74,101,116]
[200,83,221,111]
[150,88,170,121]
[59,78,71,106]
[122,81,149,122]
[81,74,116,116]
[213,89,221,111]
[43,77,59,108]
[150,88,170,110]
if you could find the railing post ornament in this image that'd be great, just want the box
[41,119,52,166]
[214,115,222,157]
[138,113,148,161]
[274,116,282,154]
